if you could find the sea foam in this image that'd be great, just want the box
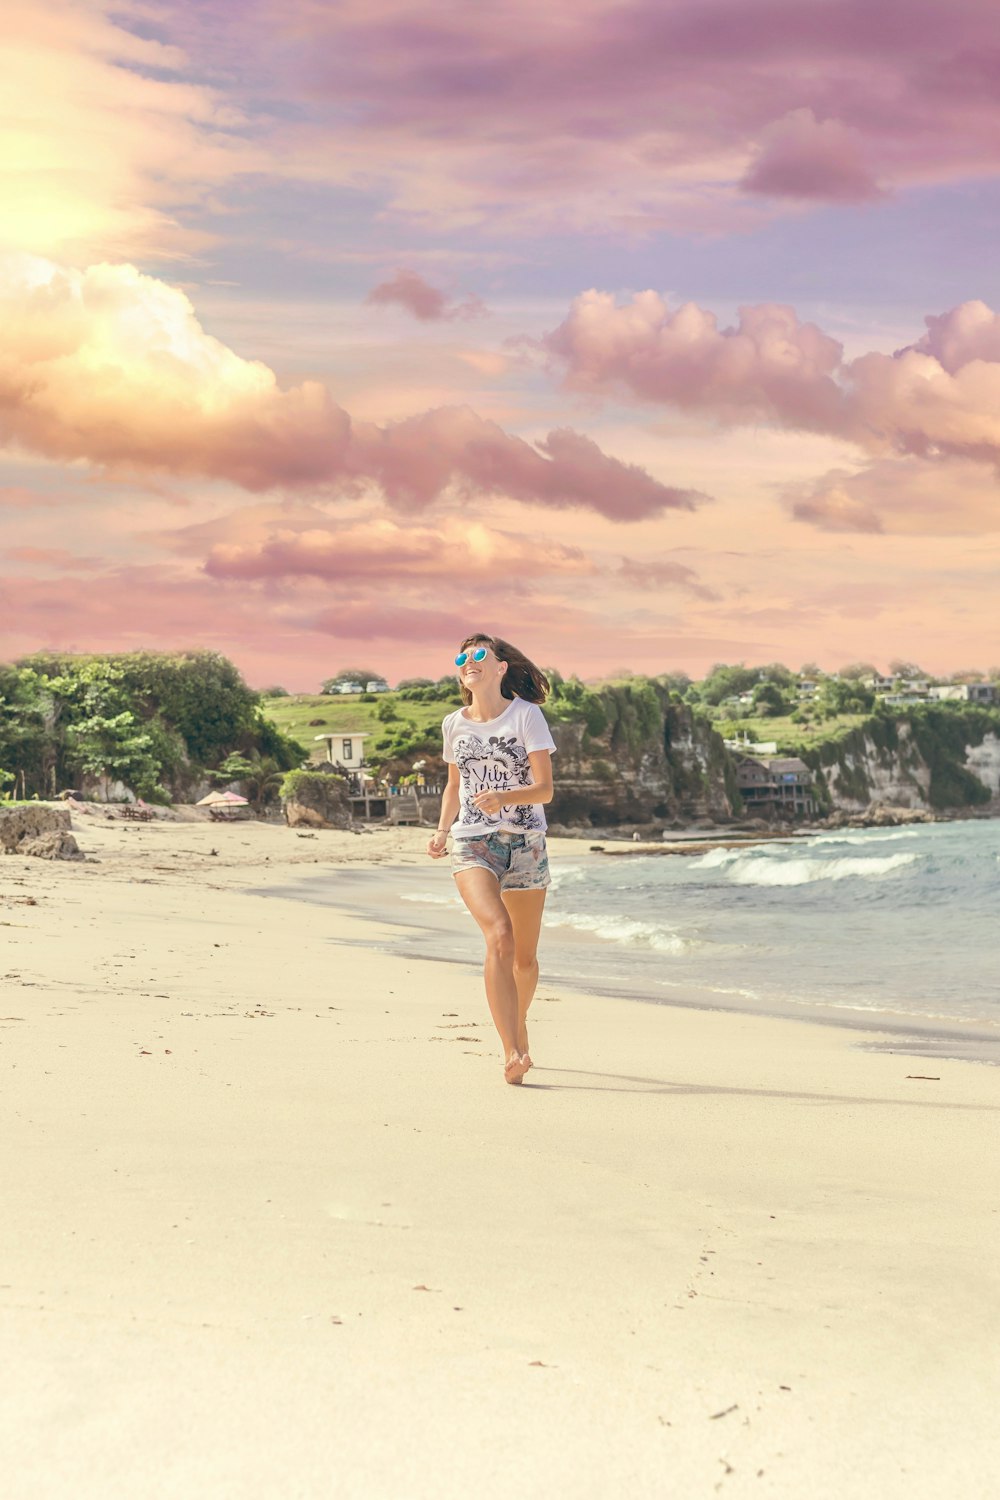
[544,909,689,953]
[726,851,919,887]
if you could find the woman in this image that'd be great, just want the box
[426,633,556,1085]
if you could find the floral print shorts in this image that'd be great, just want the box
[450,830,551,891]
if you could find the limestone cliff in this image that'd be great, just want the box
[548,684,737,827]
[544,688,1000,827]
[786,706,1000,816]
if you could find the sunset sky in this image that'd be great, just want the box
[2,0,999,689]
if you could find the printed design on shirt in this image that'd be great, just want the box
[453,731,540,830]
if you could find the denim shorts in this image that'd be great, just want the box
[451,830,551,891]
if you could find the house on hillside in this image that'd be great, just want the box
[314,732,372,778]
[736,755,817,817]
[927,683,996,704]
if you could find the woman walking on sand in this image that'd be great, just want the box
[426,633,556,1086]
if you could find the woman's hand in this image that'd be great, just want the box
[426,831,449,858]
[471,789,507,816]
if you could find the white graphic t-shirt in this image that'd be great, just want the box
[442,696,557,840]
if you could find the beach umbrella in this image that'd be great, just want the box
[219,791,249,804]
[195,791,228,806]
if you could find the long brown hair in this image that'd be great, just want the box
[458,633,550,707]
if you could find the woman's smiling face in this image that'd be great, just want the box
[456,641,506,690]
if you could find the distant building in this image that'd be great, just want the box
[927,683,996,704]
[314,732,372,773]
[736,755,817,817]
[365,680,390,693]
[724,733,778,755]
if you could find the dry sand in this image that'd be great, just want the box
[2,814,998,1498]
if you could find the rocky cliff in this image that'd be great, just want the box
[544,687,1000,829]
[799,706,1000,815]
[281,769,354,829]
[0,803,83,859]
[548,683,737,827]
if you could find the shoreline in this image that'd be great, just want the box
[251,857,1000,1070]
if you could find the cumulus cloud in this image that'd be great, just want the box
[0,254,705,519]
[545,290,1000,471]
[740,109,884,202]
[366,269,487,321]
[545,290,845,429]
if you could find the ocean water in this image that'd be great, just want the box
[273,819,1000,1062]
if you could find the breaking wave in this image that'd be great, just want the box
[725,851,919,886]
[543,909,690,954]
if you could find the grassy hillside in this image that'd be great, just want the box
[713,712,872,754]
[262,691,461,767]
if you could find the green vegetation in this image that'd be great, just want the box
[209,750,288,812]
[262,682,462,772]
[908,704,996,809]
[5,649,995,818]
[0,651,304,801]
[279,767,346,800]
[714,711,873,754]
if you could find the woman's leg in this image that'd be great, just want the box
[501,888,547,1055]
[453,867,522,1064]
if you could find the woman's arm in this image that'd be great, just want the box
[473,749,553,812]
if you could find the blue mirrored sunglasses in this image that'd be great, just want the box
[455,646,489,667]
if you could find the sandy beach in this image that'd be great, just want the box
[2,814,998,1499]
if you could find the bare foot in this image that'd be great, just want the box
[521,1052,533,1074]
[504,1049,529,1085]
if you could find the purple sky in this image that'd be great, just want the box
[2,0,999,687]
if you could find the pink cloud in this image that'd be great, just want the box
[187,0,1000,234]
[0,255,702,519]
[789,482,884,535]
[740,109,884,202]
[616,556,719,599]
[366,269,486,321]
[545,291,1000,471]
[311,593,605,647]
[787,457,1000,536]
[204,515,595,583]
[12,0,1000,266]
[544,290,845,429]
[349,408,704,517]
[7,547,102,569]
